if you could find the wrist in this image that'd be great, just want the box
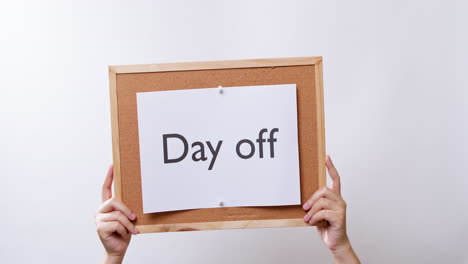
[330,238,360,264]
[102,254,124,264]
[330,237,351,255]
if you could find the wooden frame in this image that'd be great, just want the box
[109,57,325,233]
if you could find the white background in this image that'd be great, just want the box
[1,1,467,263]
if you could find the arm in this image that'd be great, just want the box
[303,155,360,264]
[95,165,139,264]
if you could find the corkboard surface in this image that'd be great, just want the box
[114,64,322,228]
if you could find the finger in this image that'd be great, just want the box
[98,198,136,221]
[326,155,341,195]
[98,211,138,235]
[114,221,129,238]
[102,164,114,202]
[303,197,338,222]
[103,211,138,235]
[315,220,329,227]
[97,221,128,239]
[308,210,337,226]
[302,187,340,211]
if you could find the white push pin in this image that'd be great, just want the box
[218,201,224,207]
[218,86,224,94]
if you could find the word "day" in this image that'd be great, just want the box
[162,128,279,170]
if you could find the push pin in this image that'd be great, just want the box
[218,86,224,94]
[218,201,224,207]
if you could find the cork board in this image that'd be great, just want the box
[109,57,326,233]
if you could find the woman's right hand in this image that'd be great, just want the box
[95,165,139,264]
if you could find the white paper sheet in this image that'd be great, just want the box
[136,84,301,213]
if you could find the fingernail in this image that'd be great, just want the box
[133,228,139,235]
[302,202,310,210]
[130,212,136,220]
[304,214,311,222]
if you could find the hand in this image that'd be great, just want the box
[95,165,139,264]
[303,155,360,264]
